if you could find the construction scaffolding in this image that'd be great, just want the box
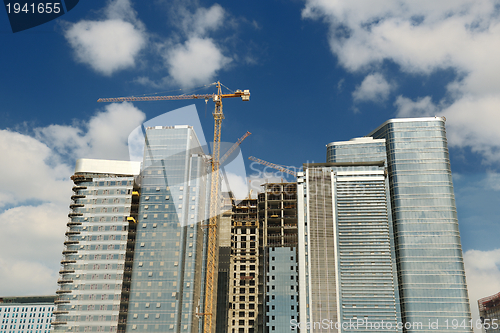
[257,183,298,333]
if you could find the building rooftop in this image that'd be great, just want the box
[0,295,56,304]
[75,158,141,175]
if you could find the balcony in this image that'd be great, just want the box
[54,299,70,304]
[56,290,72,294]
[66,222,82,226]
[71,186,87,191]
[57,279,74,284]
[60,260,76,264]
[52,310,69,315]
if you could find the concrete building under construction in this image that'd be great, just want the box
[227,198,259,333]
[258,183,298,333]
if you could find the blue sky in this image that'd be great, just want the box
[1,0,500,325]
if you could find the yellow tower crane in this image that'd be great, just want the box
[98,81,250,333]
[220,131,251,165]
[248,156,297,177]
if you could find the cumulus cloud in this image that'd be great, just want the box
[302,0,500,163]
[353,73,394,103]
[0,130,72,207]
[179,4,225,37]
[0,258,60,297]
[36,102,145,161]
[147,3,231,89]
[483,172,500,191]
[0,104,145,296]
[464,249,500,332]
[164,37,231,88]
[394,95,500,162]
[64,0,147,76]
[0,203,68,295]
[394,95,439,117]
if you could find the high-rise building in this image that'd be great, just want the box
[53,125,212,333]
[479,292,500,333]
[297,159,399,333]
[0,295,56,333]
[367,117,471,331]
[258,183,298,333]
[52,159,141,333]
[125,125,210,333]
[228,198,259,333]
[52,116,471,333]
[216,193,234,333]
[294,117,471,332]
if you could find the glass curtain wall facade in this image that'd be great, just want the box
[0,296,56,333]
[368,118,471,332]
[125,125,209,333]
[297,161,399,333]
[266,247,298,333]
[52,159,141,333]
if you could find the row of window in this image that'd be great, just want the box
[0,325,50,330]
[0,309,52,313]
[1,319,51,324]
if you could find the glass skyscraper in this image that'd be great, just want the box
[367,117,471,332]
[295,117,471,333]
[125,125,210,333]
[53,125,211,333]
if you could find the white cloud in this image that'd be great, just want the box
[483,172,500,191]
[181,4,225,37]
[143,3,231,89]
[394,95,500,162]
[164,37,231,88]
[394,95,439,117]
[464,249,500,333]
[64,0,147,76]
[36,102,146,161]
[302,0,500,163]
[353,73,394,103]
[0,258,60,297]
[0,104,145,296]
[222,172,250,200]
[0,129,72,207]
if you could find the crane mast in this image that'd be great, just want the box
[98,82,250,333]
